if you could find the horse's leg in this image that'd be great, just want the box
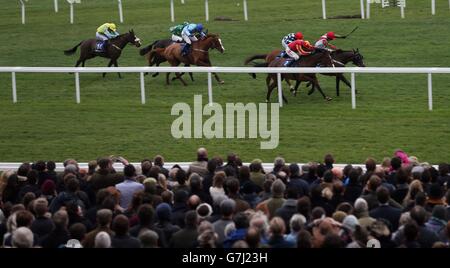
[292,80,301,96]
[266,75,277,102]
[339,74,354,94]
[311,76,332,101]
[166,72,171,85]
[175,72,188,86]
[307,75,316,95]
[335,75,340,97]
[103,60,114,78]
[82,61,86,67]
[186,65,194,81]
[198,59,224,84]
[113,60,122,79]
[75,59,82,67]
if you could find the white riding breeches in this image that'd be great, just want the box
[172,35,183,42]
[182,34,197,45]
[96,33,108,41]
[281,40,299,60]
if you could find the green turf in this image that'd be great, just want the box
[0,0,449,163]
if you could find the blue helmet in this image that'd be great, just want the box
[196,23,204,32]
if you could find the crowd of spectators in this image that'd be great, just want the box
[0,149,449,248]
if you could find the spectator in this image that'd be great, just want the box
[225,178,250,213]
[202,159,217,195]
[188,148,209,178]
[139,229,159,248]
[12,227,34,248]
[171,190,189,228]
[94,231,111,248]
[287,163,309,198]
[410,206,439,248]
[154,155,169,177]
[30,198,54,237]
[111,215,141,248]
[249,159,265,190]
[354,198,376,229]
[256,179,286,219]
[40,210,70,248]
[82,209,113,248]
[189,173,212,204]
[115,164,144,209]
[267,217,294,248]
[392,168,410,204]
[69,223,86,245]
[369,187,402,231]
[275,188,298,232]
[213,199,236,244]
[170,211,198,248]
[155,203,180,245]
[223,212,249,248]
[284,214,306,244]
[210,172,226,205]
[48,175,89,214]
[424,205,447,235]
[343,169,363,204]
[89,157,125,193]
[129,204,166,247]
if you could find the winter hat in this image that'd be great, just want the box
[156,203,171,221]
[342,215,359,232]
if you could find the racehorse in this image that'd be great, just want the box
[139,39,194,81]
[155,34,225,86]
[64,30,142,78]
[266,49,334,104]
[245,48,365,96]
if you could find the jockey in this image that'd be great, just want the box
[170,22,190,43]
[314,31,344,50]
[180,23,206,56]
[284,40,315,66]
[281,32,304,59]
[95,23,119,51]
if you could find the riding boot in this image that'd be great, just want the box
[182,44,191,56]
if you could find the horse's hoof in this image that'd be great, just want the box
[219,80,225,84]
[325,97,333,101]
[265,99,269,103]
[307,90,314,96]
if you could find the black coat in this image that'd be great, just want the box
[111,234,141,248]
[275,199,297,233]
[369,205,402,231]
[287,177,310,197]
[343,184,362,204]
[169,227,198,248]
[31,216,55,238]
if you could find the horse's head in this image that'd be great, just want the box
[126,29,142,47]
[351,48,365,67]
[206,34,225,54]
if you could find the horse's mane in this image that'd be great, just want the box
[206,33,219,38]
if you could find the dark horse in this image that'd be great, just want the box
[154,34,225,86]
[294,49,366,96]
[266,49,334,104]
[64,30,142,78]
[246,48,365,96]
[139,39,194,81]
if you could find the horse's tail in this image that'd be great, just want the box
[64,42,83,56]
[245,55,269,79]
[139,41,158,56]
[244,54,267,65]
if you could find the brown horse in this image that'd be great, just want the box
[64,30,142,78]
[153,34,225,86]
[139,38,194,81]
[266,49,334,103]
[246,48,365,96]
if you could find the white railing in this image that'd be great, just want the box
[1,66,449,110]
